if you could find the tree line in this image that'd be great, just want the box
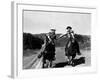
[23,32,91,50]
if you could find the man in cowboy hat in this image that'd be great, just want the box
[40,28,57,68]
[45,28,57,56]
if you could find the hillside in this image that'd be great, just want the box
[23,32,91,50]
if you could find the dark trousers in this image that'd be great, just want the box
[73,40,81,55]
[66,39,81,55]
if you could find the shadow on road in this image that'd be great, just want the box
[53,57,85,68]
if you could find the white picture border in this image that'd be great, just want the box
[11,1,97,78]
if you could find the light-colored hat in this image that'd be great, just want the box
[50,29,56,31]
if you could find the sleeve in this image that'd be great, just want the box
[71,31,75,38]
[59,34,66,38]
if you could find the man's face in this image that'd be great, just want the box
[67,28,71,32]
[51,30,55,34]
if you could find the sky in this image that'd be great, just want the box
[23,10,91,35]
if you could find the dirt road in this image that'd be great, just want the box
[23,47,91,69]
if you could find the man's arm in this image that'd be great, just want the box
[56,34,66,40]
[40,39,46,53]
[71,31,75,39]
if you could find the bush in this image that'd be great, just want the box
[23,33,44,50]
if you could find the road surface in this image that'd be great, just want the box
[23,47,91,69]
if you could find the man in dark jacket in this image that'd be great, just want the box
[58,26,81,55]
[41,28,57,68]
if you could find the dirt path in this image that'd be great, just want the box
[54,47,91,67]
[23,47,91,69]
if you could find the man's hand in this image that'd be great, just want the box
[57,34,66,40]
